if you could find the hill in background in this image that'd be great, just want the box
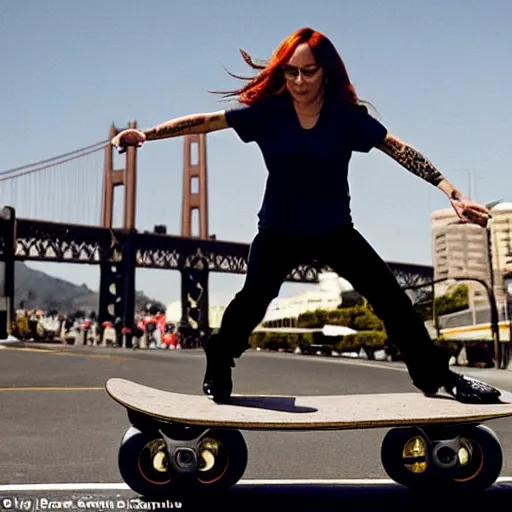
[14,262,166,315]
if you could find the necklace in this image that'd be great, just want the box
[295,109,321,117]
[293,96,324,117]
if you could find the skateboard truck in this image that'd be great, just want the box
[430,437,463,471]
[126,408,209,477]
[159,431,202,476]
[418,427,465,475]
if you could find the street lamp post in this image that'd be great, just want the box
[452,169,472,199]
[485,225,502,369]
[503,272,512,369]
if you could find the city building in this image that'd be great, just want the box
[430,202,512,339]
[431,202,512,305]
[488,203,512,299]
[430,208,490,307]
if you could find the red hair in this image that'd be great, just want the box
[215,27,359,106]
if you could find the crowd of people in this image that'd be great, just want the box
[10,305,194,349]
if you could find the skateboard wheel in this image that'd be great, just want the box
[118,427,173,497]
[381,425,503,492]
[195,429,248,491]
[447,424,503,491]
[118,426,248,496]
[381,427,430,489]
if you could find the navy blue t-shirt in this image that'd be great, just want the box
[224,92,387,237]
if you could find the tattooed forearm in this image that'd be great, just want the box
[144,112,228,141]
[377,135,444,186]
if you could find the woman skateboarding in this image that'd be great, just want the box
[112,27,500,405]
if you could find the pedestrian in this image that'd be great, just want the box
[112,27,500,404]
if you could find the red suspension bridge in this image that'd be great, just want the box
[0,122,433,344]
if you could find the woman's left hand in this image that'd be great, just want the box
[449,191,492,228]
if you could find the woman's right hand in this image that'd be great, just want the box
[111,129,146,153]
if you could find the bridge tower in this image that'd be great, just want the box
[182,134,209,238]
[0,206,15,339]
[99,122,138,340]
[180,134,210,337]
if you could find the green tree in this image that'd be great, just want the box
[434,284,469,321]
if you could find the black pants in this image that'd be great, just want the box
[216,225,450,390]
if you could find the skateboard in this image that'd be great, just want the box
[105,377,512,497]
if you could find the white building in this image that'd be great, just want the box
[166,272,354,329]
[261,272,353,325]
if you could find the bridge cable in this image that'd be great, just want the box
[0,139,110,182]
[0,139,110,181]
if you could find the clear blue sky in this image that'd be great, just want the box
[2,0,511,307]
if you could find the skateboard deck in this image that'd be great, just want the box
[105,377,512,430]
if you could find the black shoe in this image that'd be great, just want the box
[444,374,501,404]
[202,335,235,403]
[422,372,501,404]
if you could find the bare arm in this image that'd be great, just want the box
[143,111,229,141]
[376,133,458,198]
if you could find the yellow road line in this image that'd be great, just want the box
[52,352,127,360]
[0,386,104,392]
[1,346,129,362]
[1,347,55,352]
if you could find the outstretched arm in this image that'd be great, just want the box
[376,133,491,226]
[376,133,450,187]
[112,111,229,151]
[143,111,229,140]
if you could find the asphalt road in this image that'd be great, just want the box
[2,344,512,511]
